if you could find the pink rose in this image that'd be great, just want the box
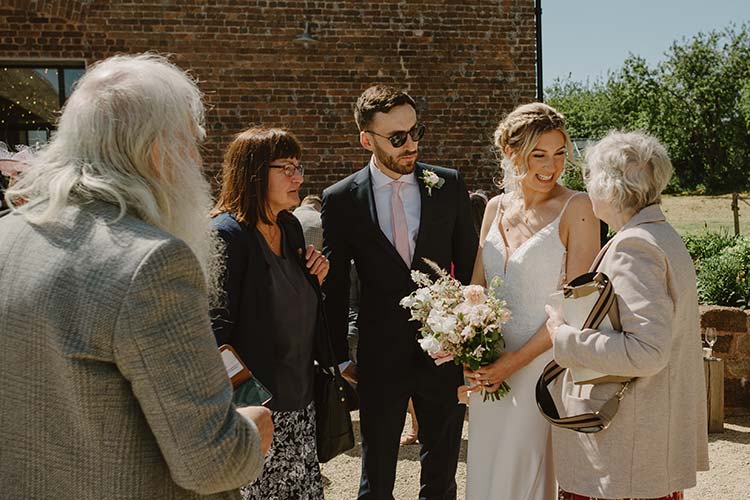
[432,351,455,366]
[462,285,486,306]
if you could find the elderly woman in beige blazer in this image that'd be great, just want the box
[546,131,709,500]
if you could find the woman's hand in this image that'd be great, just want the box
[301,244,329,285]
[465,351,520,394]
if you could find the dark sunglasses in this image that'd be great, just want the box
[365,123,426,148]
[268,163,304,178]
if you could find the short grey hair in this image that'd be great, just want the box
[6,53,205,226]
[584,130,673,213]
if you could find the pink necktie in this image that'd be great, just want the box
[390,180,412,266]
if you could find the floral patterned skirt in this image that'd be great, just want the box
[559,490,684,500]
[241,401,324,500]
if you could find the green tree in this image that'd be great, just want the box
[547,24,750,194]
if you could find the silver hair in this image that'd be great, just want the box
[584,130,673,213]
[6,53,205,223]
[5,54,224,303]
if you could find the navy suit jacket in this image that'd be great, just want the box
[321,162,478,399]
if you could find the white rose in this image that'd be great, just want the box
[418,336,442,355]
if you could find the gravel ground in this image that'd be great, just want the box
[321,412,750,500]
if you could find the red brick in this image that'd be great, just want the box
[1,1,536,196]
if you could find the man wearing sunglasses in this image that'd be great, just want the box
[321,85,478,500]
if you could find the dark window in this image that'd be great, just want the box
[0,62,85,147]
[0,62,84,208]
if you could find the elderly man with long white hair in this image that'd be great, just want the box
[0,54,273,499]
[546,130,709,500]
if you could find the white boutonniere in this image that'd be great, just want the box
[421,170,445,196]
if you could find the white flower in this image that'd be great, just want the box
[472,345,486,357]
[400,288,431,309]
[415,288,432,303]
[400,295,415,308]
[420,170,445,196]
[447,328,463,344]
[411,270,432,287]
[466,304,491,327]
[426,309,457,335]
[460,325,475,341]
[454,301,471,316]
[418,336,442,355]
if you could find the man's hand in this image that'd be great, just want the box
[237,406,274,456]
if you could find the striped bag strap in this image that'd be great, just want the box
[535,272,631,433]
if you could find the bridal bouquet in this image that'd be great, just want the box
[400,260,512,401]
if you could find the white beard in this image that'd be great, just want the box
[158,162,224,308]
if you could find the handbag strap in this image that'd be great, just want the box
[536,271,631,433]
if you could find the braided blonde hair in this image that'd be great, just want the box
[493,102,572,192]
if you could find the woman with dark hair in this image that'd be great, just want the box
[210,127,329,500]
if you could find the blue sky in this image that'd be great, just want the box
[542,0,750,85]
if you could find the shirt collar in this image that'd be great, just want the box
[368,157,417,189]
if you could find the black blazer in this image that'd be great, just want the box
[210,211,332,410]
[321,162,478,395]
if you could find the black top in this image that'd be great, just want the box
[253,227,317,409]
[211,211,328,411]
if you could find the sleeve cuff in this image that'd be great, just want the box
[552,323,585,369]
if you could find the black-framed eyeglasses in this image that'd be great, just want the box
[269,163,304,178]
[365,123,426,148]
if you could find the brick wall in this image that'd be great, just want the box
[0,0,537,195]
[701,306,750,415]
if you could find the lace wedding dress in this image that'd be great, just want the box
[466,194,580,500]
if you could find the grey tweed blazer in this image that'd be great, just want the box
[0,200,263,499]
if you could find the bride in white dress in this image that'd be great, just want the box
[463,103,601,500]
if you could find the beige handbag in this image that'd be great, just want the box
[536,271,634,433]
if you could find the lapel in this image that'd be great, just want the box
[410,163,437,270]
[589,204,667,272]
[350,164,410,271]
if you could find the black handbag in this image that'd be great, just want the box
[314,363,355,462]
[311,279,355,463]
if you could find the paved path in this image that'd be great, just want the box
[322,412,750,499]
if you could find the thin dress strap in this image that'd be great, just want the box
[557,191,585,224]
[556,191,586,287]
